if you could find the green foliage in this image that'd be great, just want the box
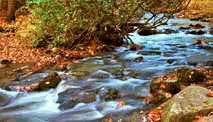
[26,0,190,48]
[27,0,143,48]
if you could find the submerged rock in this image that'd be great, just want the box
[129,44,143,51]
[7,72,61,92]
[187,54,213,66]
[137,50,161,55]
[0,92,11,106]
[90,70,111,79]
[192,39,208,47]
[58,89,96,110]
[189,24,205,29]
[162,86,213,122]
[98,87,121,101]
[186,30,206,35]
[132,56,144,63]
[161,29,178,34]
[179,26,190,30]
[209,27,213,34]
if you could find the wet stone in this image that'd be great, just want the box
[189,24,205,29]
[137,50,161,56]
[57,89,96,110]
[186,30,206,35]
[150,72,180,95]
[179,26,190,30]
[90,70,111,79]
[187,54,213,66]
[129,44,143,51]
[97,87,121,101]
[166,59,176,64]
[0,92,11,106]
[138,28,158,36]
[209,27,213,34]
[36,72,61,91]
[161,29,178,34]
[132,56,144,63]
[7,72,61,92]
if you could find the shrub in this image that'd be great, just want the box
[26,0,190,48]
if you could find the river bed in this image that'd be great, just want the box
[0,17,213,122]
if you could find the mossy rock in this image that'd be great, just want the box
[162,85,213,122]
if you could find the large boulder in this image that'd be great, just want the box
[162,86,213,122]
[149,68,208,104]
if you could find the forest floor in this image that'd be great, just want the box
[177,0,213,22]
[0,17,99,72]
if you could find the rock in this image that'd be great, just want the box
[179,26,190,30]
[161,29,178,34]
[138,28,158,36]
[98,87,121,101]
[57,89,96,110]
[162,86,213,122]
[7,72,61,92]
[137,50,161,55]
[133,56,144,62]
[166,59,176,64]
[0,92,11,106]
[186,30,206,35]
[187,54,213,66]
[204,60,213,66]
[192,39,208,48]
[209,27,213,34]
[176,68,207,87]
[90,70,111,79]
[36,72,61,91]
[129,44,143,51]
[189,24,205,29]
[150,72,180,95]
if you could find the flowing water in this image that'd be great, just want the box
[0,17,213,122]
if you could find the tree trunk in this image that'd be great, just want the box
[7,0,16,21]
